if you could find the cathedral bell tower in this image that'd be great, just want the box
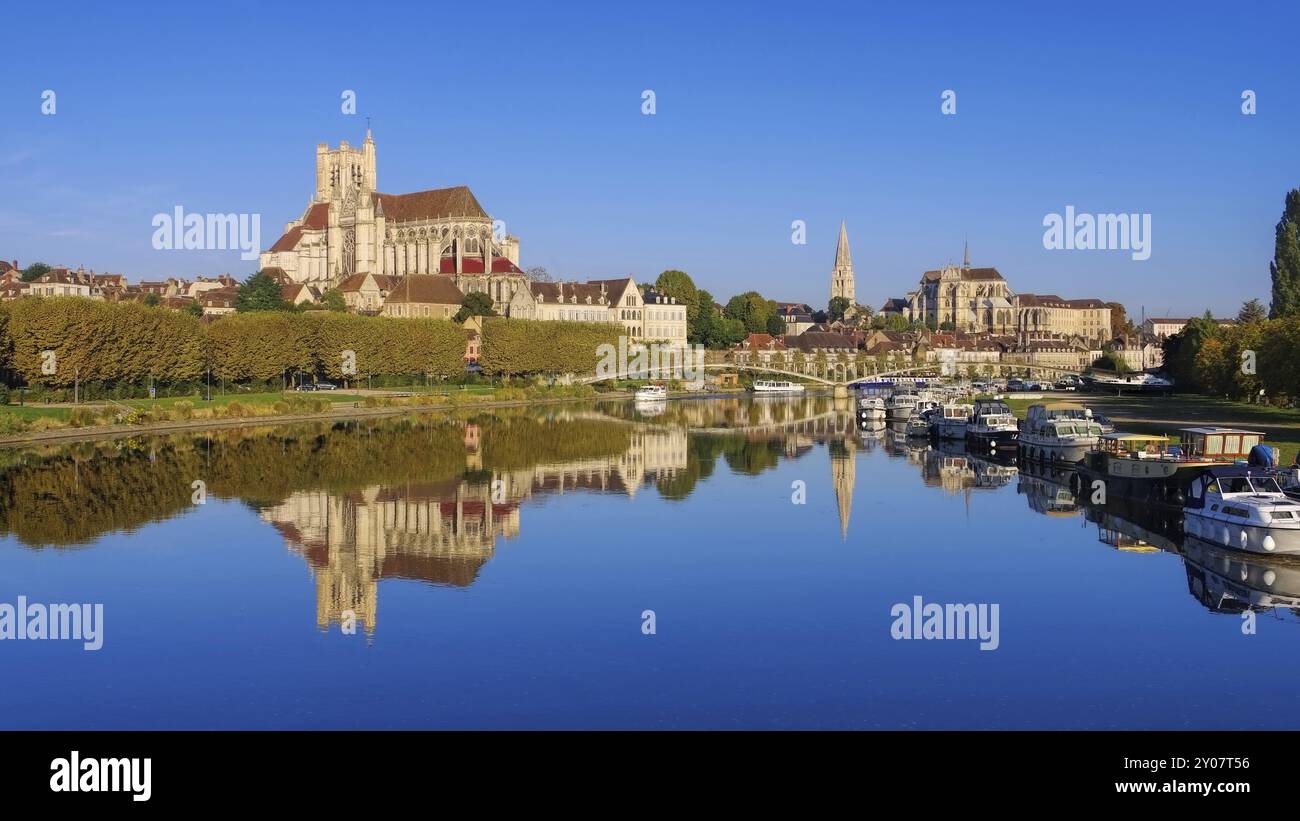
[315,129,379,282]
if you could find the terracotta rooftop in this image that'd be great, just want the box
[385,275,465,305]
[373,186,487,222]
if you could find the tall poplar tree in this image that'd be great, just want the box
[1269,189,1300,318]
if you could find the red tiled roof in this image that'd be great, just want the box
[338,272,400,292]
[530,281,608,303]
[373,187,487,221]
[200,286,239,307]
[385,275,465,305]
[302,202,329,230]
[269,226,303,253]
[437,255,524,275]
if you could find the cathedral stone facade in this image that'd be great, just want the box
[260,130,526,313]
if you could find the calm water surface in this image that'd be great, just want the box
[2,394,1298,729]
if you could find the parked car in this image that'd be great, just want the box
[1007,379,1026,392]
[315,382,338,391]
[295,384,316,392]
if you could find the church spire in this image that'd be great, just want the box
[830,221,856,308]
[834,221,852,270]
[963,238,970,269]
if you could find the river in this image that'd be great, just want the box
[2,393,1297,729]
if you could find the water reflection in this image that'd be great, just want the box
[3,394,1299,633]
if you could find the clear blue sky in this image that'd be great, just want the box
[2,0,1296,319]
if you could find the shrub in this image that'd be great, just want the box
[0,413,29,434]
[68,407,97,428]
[172,400,195,420]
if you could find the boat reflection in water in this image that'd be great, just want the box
[1078,488,1300,620]
[1017,461,1082,519]
[922,439,1018,494]
[1182,536,1300,618]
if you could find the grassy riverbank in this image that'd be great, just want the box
[1002,393,1300,465]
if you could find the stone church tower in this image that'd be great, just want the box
[830,222,855,308]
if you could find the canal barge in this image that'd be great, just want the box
[1074,427,1268,507]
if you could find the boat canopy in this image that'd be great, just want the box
[1097,432,1169,456]
[1178,428,1265,460]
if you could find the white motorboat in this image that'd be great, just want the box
[1183,467,1300,555]
[966,399,1019,449]
[856,395,886,427]
[934,402,974,440]
[885,392,921,423]
[634,384,667,401]
[1018,402,1102,464]
[750,380,805,394]
[1087,372,1174,394]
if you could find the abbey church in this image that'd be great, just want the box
[259,130,527,311]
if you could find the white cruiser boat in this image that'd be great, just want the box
[750,380,805,394]
[1018,402,1103,464]
[885,392,921,423]
[1087,372,1174,394]
[634,384,667,401]
[856,396,886,427]
[934,402,974,440]
[966,399,1019,449]
[1184,466,1300,554]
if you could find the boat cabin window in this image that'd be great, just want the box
[1221,477,1253,494]
[1249,476,1283,494]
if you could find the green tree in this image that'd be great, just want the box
[185,301,204,318]
[235,271,290,313]
[19,262,51,283]
[654,270,699,321]
[765,313,786,336]
[1092,348,1130,373]
[828,296,850,322]
[1237,297,1267,324]
[143,292,161,307]
[711,316,747,348]
[321,288,347,312]
[1269,189,1300,318]
[1161,311,1219,391]
[691,288,716,347]
[724,291,778,334]
[454,291,497,323]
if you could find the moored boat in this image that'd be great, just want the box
[885,392,921,423]
[1075,427,1269,507]
[905,413,931,437]
[634,383,667,401]
[1017,402,1102,464]
[750,380,805,394]
[1183,466,1300,554]
[966,399,1019,450]
[856,395,886,427]
[934,402,974,440]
